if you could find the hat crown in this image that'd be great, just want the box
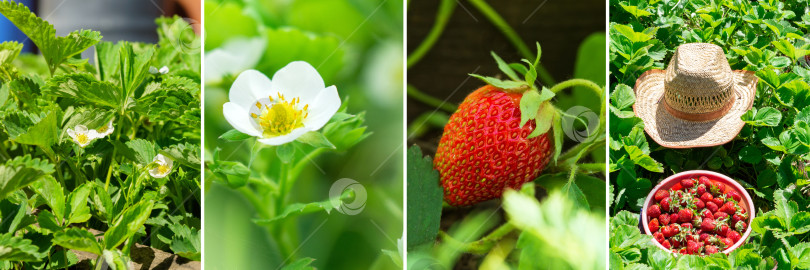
[664,43,735,114]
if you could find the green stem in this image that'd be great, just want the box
[467,0,555,86]
[438,222,516,254]
[557,137,606,163]
[555,162,605,175]
[549,78,603,96]
[407,0,456,68]
[104,117,126,191]
[407,84,458,113]
[171,177,188,215]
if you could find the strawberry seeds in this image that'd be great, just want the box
[646,176,749,256]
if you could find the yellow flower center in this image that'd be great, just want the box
[76,133,88,145]
[251,93,308,138]
[157,164,170,175]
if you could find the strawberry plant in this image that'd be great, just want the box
[202,0,403,269]
[610,0,810,268]
[0,2,201,269]
[407,0,607,268]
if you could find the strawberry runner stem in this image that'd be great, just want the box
[407,84,458,113]
[407,0,456,68]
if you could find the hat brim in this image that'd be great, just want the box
[632,70,758,149]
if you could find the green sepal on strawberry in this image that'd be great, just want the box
[434,43,563,206]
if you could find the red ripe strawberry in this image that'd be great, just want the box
[654,190,669,201]
[720,201,736,215]
[653,232,665,243]
[647,204,662,219]
[700,193,713,204]
[669,213,679,224]
[706,201,719,213]
[698,176,712,187]
[662,226,675,238]
[720,238,734,249]
[681,178,696,189]
[679,248,688,255]
[435,84,553,206]
[732,213,746,223]
[718,225,730,237]
[711,182,726,195]
[687,241,701,254]
[670,224,680,235]
[705,245,719,255]
[693,198,705,210]
[701,218,716,232]
[701,209,713,219]
[649,218,660,233]
[713,211,729,221]
[659,214,671,226]
[661,197,672,212]
[661,240,671,249]
[727,231,741,243]
[672,240,681,248]
[727,190,741,202]
[681,223,693,230]
[735,221,747,232]
[678,209,694,223]
[712,197,724,206]
[696,184,707,196]
[699,233,710,242]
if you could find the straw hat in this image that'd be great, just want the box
[633,43,758,148]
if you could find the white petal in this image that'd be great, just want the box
[149,66,158,74]
[149,168,168,178]
[75,125,88,133]
[159,66,169,74]
[271,61,324,103]
[66,128,76,138]
[229,69,273,109]
[204,37,266,84]
[304,85,341,131]
[87,130,102,140]
[223,102,261,137]
[153,153,166,164]
[256,128,309,145]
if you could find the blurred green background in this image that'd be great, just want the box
[203,0,403,269]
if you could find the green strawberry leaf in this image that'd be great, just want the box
[53,228,102,255]
[219,129,251,141]
[491,51,520,81]
[0,232,46,261]
[528,102,555,138]
[281,258,316,270]
[296,131,336,149]
[406,145,442,251]
[469,74,527,90]
[104,200,154,249]
[254,188,352,224]
[552,111,564,163]
[0,41,23,66]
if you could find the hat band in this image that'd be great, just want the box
[662,93,735,121]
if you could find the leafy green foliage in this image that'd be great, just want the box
[0,232,45,261]
[406,146,442,251]
[0,7,201,268]
[610,0,810,268]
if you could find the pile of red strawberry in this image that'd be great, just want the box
[646,176,749,256]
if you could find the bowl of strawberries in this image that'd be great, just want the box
[641,170,754,256]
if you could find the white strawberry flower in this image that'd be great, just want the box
[222,61,341,145]
[149,154,173,178]
[149,66,169,75]
[93,120,114,138]
[66,125,100,148]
